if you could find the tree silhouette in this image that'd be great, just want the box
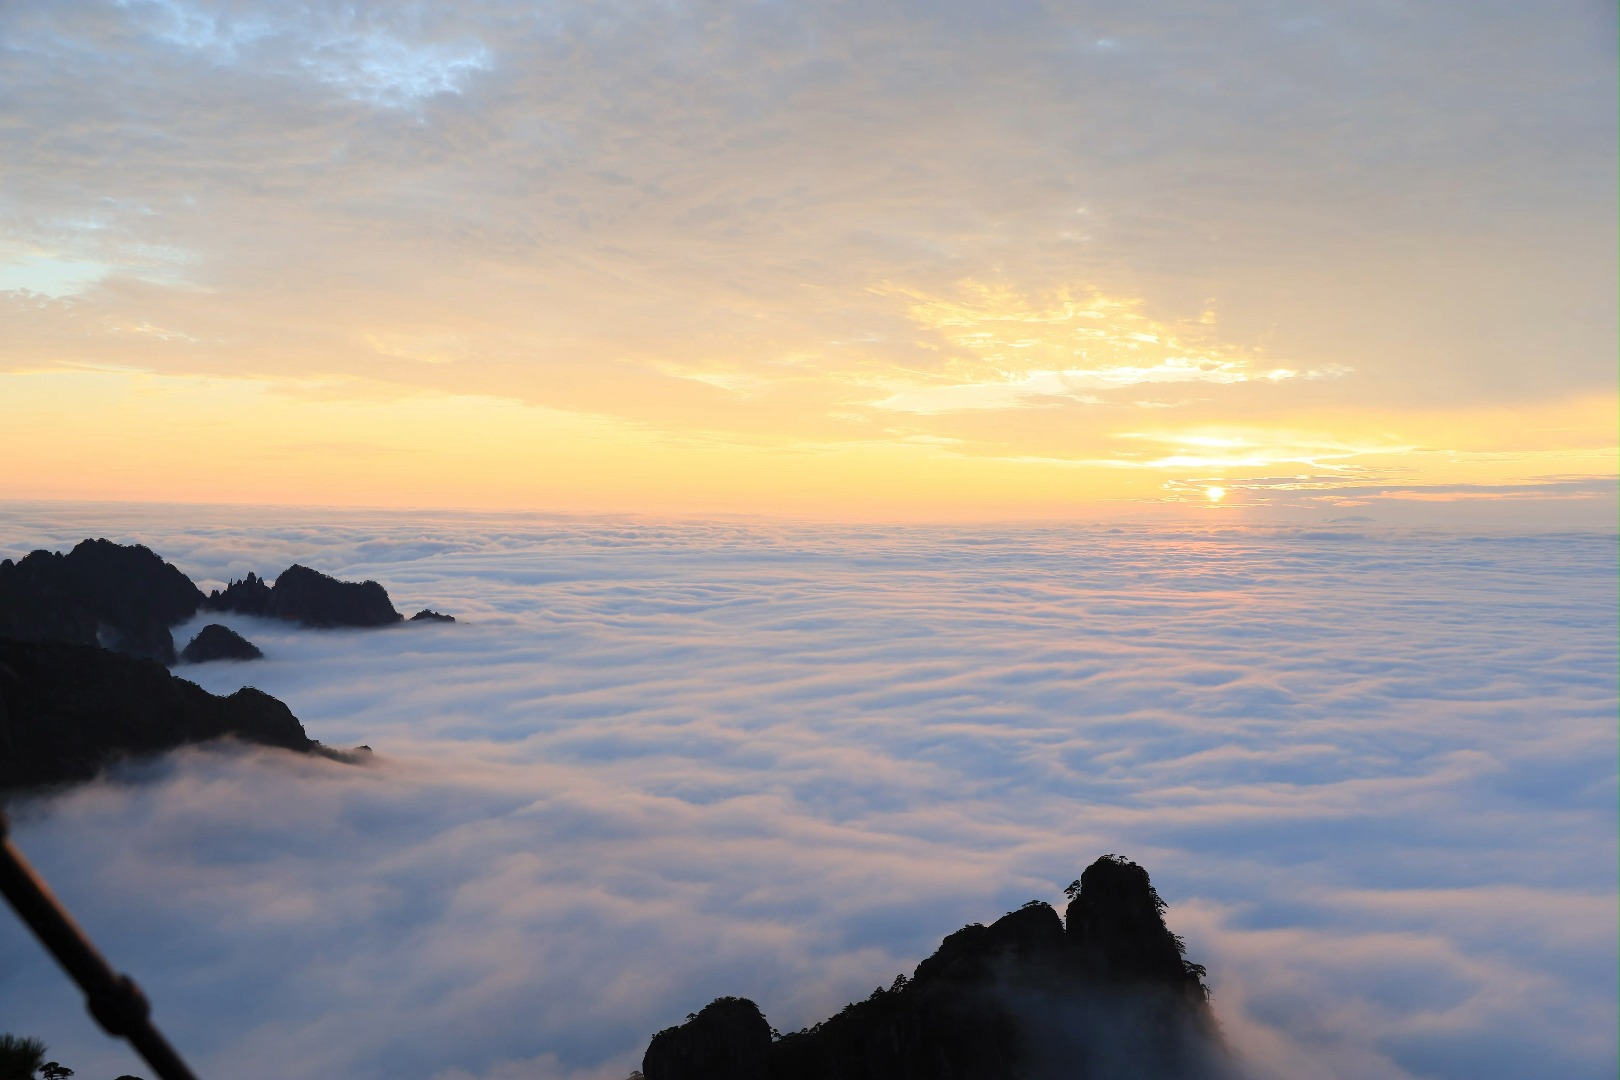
[0,1035,46,1080]
[40,1064,73,1080]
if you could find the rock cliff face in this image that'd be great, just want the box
[643,856,1228,1080]
[180,624,263,663]
[0,639,314,792]
[205,564,403,627]
[0,539,206,664]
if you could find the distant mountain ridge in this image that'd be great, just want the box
[1,538,447,665]
[642,856,1230,1080]
[0,537,448,793]
[202,564,403,627]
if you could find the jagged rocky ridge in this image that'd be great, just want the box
[1,538,454,666]
[203,564,403,628]
[643,856,1231,1080]
[0,538,451,792]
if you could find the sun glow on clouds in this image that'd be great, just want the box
[1106,429,1409,473]
[0,506,1613,1080]
[867,282,1335,414]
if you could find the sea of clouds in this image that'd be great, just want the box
[0,503,1614,1080]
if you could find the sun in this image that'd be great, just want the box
[1204,485,1227,504]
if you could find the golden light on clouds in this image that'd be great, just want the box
[865,281,1337,414]
[1,356,1611,521]
[0,2,1612,521]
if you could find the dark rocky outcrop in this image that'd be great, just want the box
[204,572,273,616]
[180,624,263,663]
[0,639,316,792]
[0,539,396,794]
[643,857,1228,1080]
[0,539,435,645]
[410,609,456,623]
[205,564,402,628]
[0,540,205,664]
[1064,855,1200,986]
[646,999,774,1080]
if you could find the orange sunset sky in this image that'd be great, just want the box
[2,3,1615,521]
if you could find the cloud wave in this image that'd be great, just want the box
[0,504,1614,1080]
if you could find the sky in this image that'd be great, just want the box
[1,1,1615,519]
[0,505,1614,1079]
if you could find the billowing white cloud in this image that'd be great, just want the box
[0,505,1613,1080]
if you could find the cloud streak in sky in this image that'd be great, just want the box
[0,505,1613,1080]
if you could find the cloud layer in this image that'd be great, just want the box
[0,2,1613,512]
[0,504,1614,1080]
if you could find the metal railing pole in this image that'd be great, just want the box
[0,809,200,1080]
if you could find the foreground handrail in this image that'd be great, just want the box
[0,809,200,1080]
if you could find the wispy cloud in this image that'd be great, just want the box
[865,282,1339,413]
